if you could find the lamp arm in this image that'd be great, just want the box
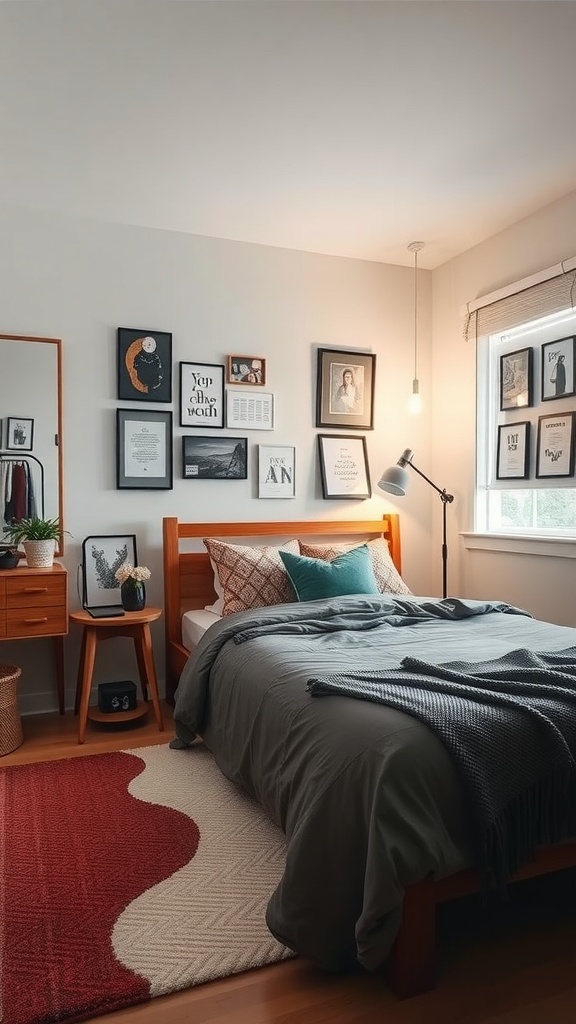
[408,460,454,504]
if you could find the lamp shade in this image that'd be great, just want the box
[377,464,410,496]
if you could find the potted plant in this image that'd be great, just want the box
[3,516,64,568]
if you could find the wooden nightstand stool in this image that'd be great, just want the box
[70,607,165,744]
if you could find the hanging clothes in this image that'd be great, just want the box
[1,459,38,527]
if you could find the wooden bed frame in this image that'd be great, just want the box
[162,514,576,1000]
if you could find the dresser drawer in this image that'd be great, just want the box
[6,574,66,609]
[6,606,68,638]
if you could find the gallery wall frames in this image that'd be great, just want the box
[226,355,266,386]
[499,347,533,411]
[496,422,530,480]
[258,445,296,498]
[541,336,576,402]
[182,435,248,480]
[116,408,173,489]
[179,362,225,428]
[317,434,371,499]
[316,348,376,431]
[5,416,34,451]
[226,390,274,430]
[117,328,172,403]
[536,412,575,478]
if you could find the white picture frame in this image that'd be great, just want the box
[226,390,274,430]
[258,445,296,498]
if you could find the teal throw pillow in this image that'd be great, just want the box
[279,544,379,602]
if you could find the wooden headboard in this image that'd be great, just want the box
[162,515,401,703]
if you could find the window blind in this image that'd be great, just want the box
[464,267,576,342]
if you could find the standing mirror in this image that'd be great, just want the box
[0,334,64,555]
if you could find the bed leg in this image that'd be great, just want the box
[386,875,437,999]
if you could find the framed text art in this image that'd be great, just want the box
[182,435,248,480]
[541,336,576,402]
[316,348,376,431]
[117,327,172,403]
[5,416,34,451]
[116,408,173,489]
[226,356,266,386]
[317,434,371,499]
[499,347,533,410]
[258,445,296,498]
[179,362,225,428]
[496,422,530,480]
[81,534,137,610]
[226,390,274,430]
[536,412,575,478]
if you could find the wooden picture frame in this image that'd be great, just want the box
[496,421,530,480]
[317,434,371,499]
[179,361,225,428]
[116,408,173,489]
[117,328,172,403]
[316,348,376,430]
[499,347,533,410]
[226,355,266,386]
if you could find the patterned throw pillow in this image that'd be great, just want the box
[298,537,412,596]
[203,538,300,616]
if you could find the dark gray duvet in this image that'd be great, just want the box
[173,594,576,972]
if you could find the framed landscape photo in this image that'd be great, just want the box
[541,336,576,402]
[226,355,266,386]
[5,416,34,451]
[116,408,173,489]
[81,534,137,609]
[182,435,248,480]
[499,347,533,410]
[536,412,575,478]
[258,445,296,498]
[317,434,371,499]
[117,327,172,403]
[316,348,376,430]
[179,361,225,428]
[496,421,530,480]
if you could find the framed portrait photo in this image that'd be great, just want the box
[536,412,575,478]
[179,361,225,428]
[117,327,172,403]
[182,435,248,480]
[317,434,371,500]
[499,347,533,410]
[258,445,296,498]
[5,416,34,451]
[316,348,376,430]
[541,336,576,402]
[81,534,137,610]
[226,355,266,386]
[496,421,530,480]
[116,408,173,489]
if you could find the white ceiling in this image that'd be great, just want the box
[2,0,576,270]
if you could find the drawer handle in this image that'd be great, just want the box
[23,587,49,594]
[23,617,49,624]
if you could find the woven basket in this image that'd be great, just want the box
[0,664,23,756]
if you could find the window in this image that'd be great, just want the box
[476,306,576,536]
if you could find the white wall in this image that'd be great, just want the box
[432,189,576,625]
[0,204,433,713]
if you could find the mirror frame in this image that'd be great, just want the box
[0,333,65,557]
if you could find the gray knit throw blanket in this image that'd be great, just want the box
[308,647,576,889]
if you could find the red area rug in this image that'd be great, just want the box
[0,744,291,1024]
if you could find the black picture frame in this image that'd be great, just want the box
[179,361,225,428]
[5,416,34,451]
[182,435,248,480]
[316,348,376,430]
[536,412,575,478]
[317,434,371,499]
[499,347,533,411]
[117,327,172,403]
[496,421,530,480]
[81,534,137,609]
[541,336,576,402]
[116,408,173,489]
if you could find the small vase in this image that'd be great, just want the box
[120,580,146,612]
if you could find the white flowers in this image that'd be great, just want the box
[115,563,151,584]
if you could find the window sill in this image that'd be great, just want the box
[461,532,576,559]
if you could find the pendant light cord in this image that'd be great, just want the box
[408,241,424,388]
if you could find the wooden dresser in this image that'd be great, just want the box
[0,562,68,713]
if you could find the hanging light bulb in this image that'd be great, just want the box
[407,241,424,414]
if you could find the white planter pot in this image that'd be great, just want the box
[23,539,56,568]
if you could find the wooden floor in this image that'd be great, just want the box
[3,709,576,1023]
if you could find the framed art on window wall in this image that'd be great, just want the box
[541,336,575,402]
[536,412,575,478]
[496,422,530,480]
[499,347,533,410]
[316,348,376,430]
